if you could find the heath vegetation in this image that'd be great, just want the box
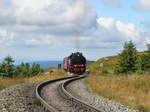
[86,41,150,112]
[0,56,44,77]
[0,67,67,91]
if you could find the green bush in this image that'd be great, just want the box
[100,69,109,75]
[136,54,150,74]
[146,42,150,52]
[0,56,15,77]
[0,56,43,77]
[33,99,42,105]
[114,41,150,75]
[114,41,137,74]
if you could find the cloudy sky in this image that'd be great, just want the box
[0,0,150,62]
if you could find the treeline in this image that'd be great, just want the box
[0,56,44,77]
[115,41,150,74]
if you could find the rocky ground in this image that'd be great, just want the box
[66,79,140,112]
[0,83,46,112]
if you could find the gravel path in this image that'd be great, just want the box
[0,83,46,112]
[66,79,140,112]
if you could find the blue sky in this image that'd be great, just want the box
[0,0,150,62]
[89,0,150,28]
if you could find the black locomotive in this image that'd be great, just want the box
[63,52,86,74]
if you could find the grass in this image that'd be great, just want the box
[88,56,118,75]
[33,99,42,106]
[86,74,150,111]
[86,55,150,112]
[0,67,67,91]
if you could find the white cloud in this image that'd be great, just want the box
[14,25,41,33]
[96,17,140,43]
[25,35,61,47]
[0,28,15,47]
[0,0,141,49]
[145,37,150,44]
[0,0,96,41]
[62,17,142,50]
[137,0,150,12]
[97,18,115,29]
[0,0,18,25]
[0,0,97,52]
[0,0,149,60]
[11,0,96,32]
[116,21,140,41]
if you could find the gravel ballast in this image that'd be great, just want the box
[66,79,140,112]
[0,78,141,112]
[0,83,46,112]
[41,80,78,112]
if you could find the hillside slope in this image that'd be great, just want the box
[86,55,150,112]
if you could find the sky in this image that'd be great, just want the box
[0,0,150,62]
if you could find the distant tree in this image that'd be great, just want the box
[146,42,150,52]
[4,56,14,64]
[25,63,30,71]
[14,62,31,77]
[114,41,137,74]
[20,62,27,76]
[25,63,30,76]
[0,56,43,77]
[0,56,15,77]
[136,54,150,74]
[29,63,43,76]
[13,65,21,77]
[135,55,143,74]
[0,63,3,76]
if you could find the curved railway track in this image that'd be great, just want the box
[36,73,103,112]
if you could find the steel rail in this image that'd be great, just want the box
[36,76,77,112]
[61,74,103,112]
[36,73,103,112]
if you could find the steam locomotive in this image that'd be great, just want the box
[63,52,86,74]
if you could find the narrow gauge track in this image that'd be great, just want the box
[36,73,103,112]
